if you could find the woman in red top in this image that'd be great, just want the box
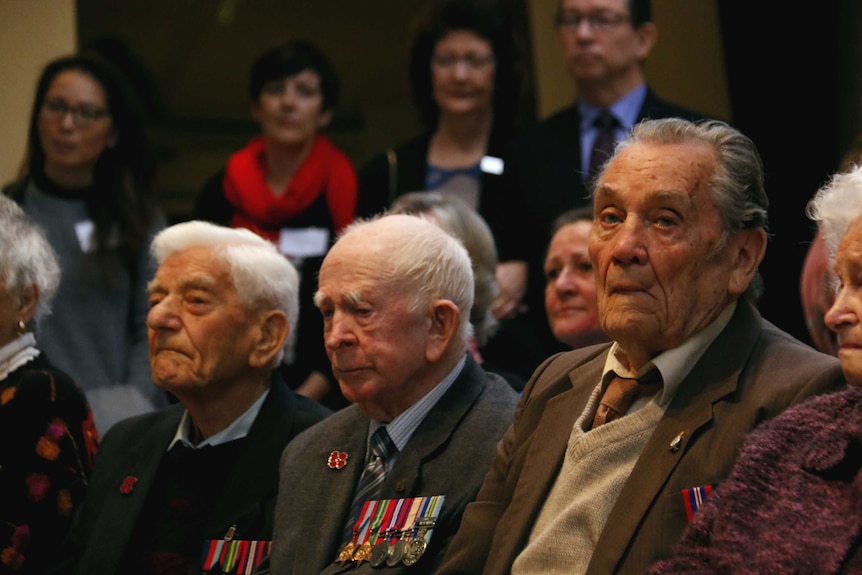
[195,40,356,411]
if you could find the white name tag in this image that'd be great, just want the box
[278,227,330,258]
[74,220,121,253]
[480,155,504,175]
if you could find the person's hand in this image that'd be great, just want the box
[492,260,528,319]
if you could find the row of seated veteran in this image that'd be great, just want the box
[8,116,846,574]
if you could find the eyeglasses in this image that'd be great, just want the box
[431,53,496,72]
[41,99,109,127]
[555,10,631,32]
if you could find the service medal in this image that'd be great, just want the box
[386,539,408,566]
[402,537,428,566]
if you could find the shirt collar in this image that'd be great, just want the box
[166,388,270,451]
[368,354,467,453]
[602,300,737,406]
[578,83,648,132]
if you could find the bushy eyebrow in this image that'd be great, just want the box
[313,289,367,309]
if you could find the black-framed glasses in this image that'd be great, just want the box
[431,53,496,72]
[41,99,109,127]
[555,10,631,32]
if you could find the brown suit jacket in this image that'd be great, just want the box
[436,301,845,575]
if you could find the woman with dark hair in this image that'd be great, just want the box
[3,52,167,435]
[357,0,521,231]
[194,39,357,411]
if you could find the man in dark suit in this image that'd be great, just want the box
[267,214,519,574]
[435,118,845,575]
[489,0,709,370]
[55,221,331,575]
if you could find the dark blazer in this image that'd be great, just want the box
[436,301,846,575]
[495,90,710,366]
[356,126,513,244]
[268,355,519,575]
[56,373,331,575]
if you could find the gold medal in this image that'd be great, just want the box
[337,540,356,565]
[353,540,373,564]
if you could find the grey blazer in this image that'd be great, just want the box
[269,355,519,575]
[436,301,846,575]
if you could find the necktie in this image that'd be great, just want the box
[588,110,619,183]
[343,426,397,540]
[592,370,662,429]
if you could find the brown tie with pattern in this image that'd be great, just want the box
[592,371,662,429]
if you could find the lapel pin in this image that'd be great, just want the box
[669,431,685,453]
[328,451,348,469]
[120,476,138,494]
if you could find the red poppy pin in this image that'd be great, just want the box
[327,451,348,470]
[120,476,138,494]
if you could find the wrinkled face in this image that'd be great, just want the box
[147,246,262,398]
[590,141,739,366]
[37,70,116,184]
[252,69,332,147]
[431,30,496,117]
[315,240,433,419]
[824,217,862,386]
[544,219,602,347]
[556,0,650,84]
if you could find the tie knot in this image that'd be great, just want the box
[369,426,396,461]
[593,110,618,130]
[592,370,662,429]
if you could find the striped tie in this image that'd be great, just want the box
[343,426,397,540]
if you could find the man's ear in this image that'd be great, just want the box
[425,300,461,363]
[249,310,290,369]
[728,228,768,297]
[634,22,658,62]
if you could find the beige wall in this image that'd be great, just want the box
[0,0,76,186]
[527,0,730,121]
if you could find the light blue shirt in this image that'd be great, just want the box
[365,355,467,465]
[578,83,648,182]
[166,388,270,450]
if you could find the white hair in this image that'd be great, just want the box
[333,214,475,346]
[807,164,862,257]
[0,195,60,324]
[150,221,300,362]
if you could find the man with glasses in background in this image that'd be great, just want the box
[490,0,709,370]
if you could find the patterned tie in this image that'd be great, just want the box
[588,110,619,183]
[343,426,397,540]
[592,370,662,429]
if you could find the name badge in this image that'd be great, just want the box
[480,155,504,175]
[278,227,329,258]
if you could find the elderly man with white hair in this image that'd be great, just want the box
[267,214,519,574]
[56,220,332,575]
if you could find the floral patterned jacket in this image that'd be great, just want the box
[0,355,97,574]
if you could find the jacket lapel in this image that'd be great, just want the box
[590,302,761,573]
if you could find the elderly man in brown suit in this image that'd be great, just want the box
[435,118,845,575]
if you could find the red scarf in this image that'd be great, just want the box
[222,134,355,243]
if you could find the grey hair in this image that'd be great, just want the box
[0,195,60,324]
[601,118,769,301]
[150,221,299,364]
[806,163,862,257]
[389,192,498,346]
[334,214,475,348]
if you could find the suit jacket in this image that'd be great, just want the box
[268,355,519,575]
[647,385,862,574]
[56,373,331,575]
[494,90,710,366]
[436,301,846,575]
